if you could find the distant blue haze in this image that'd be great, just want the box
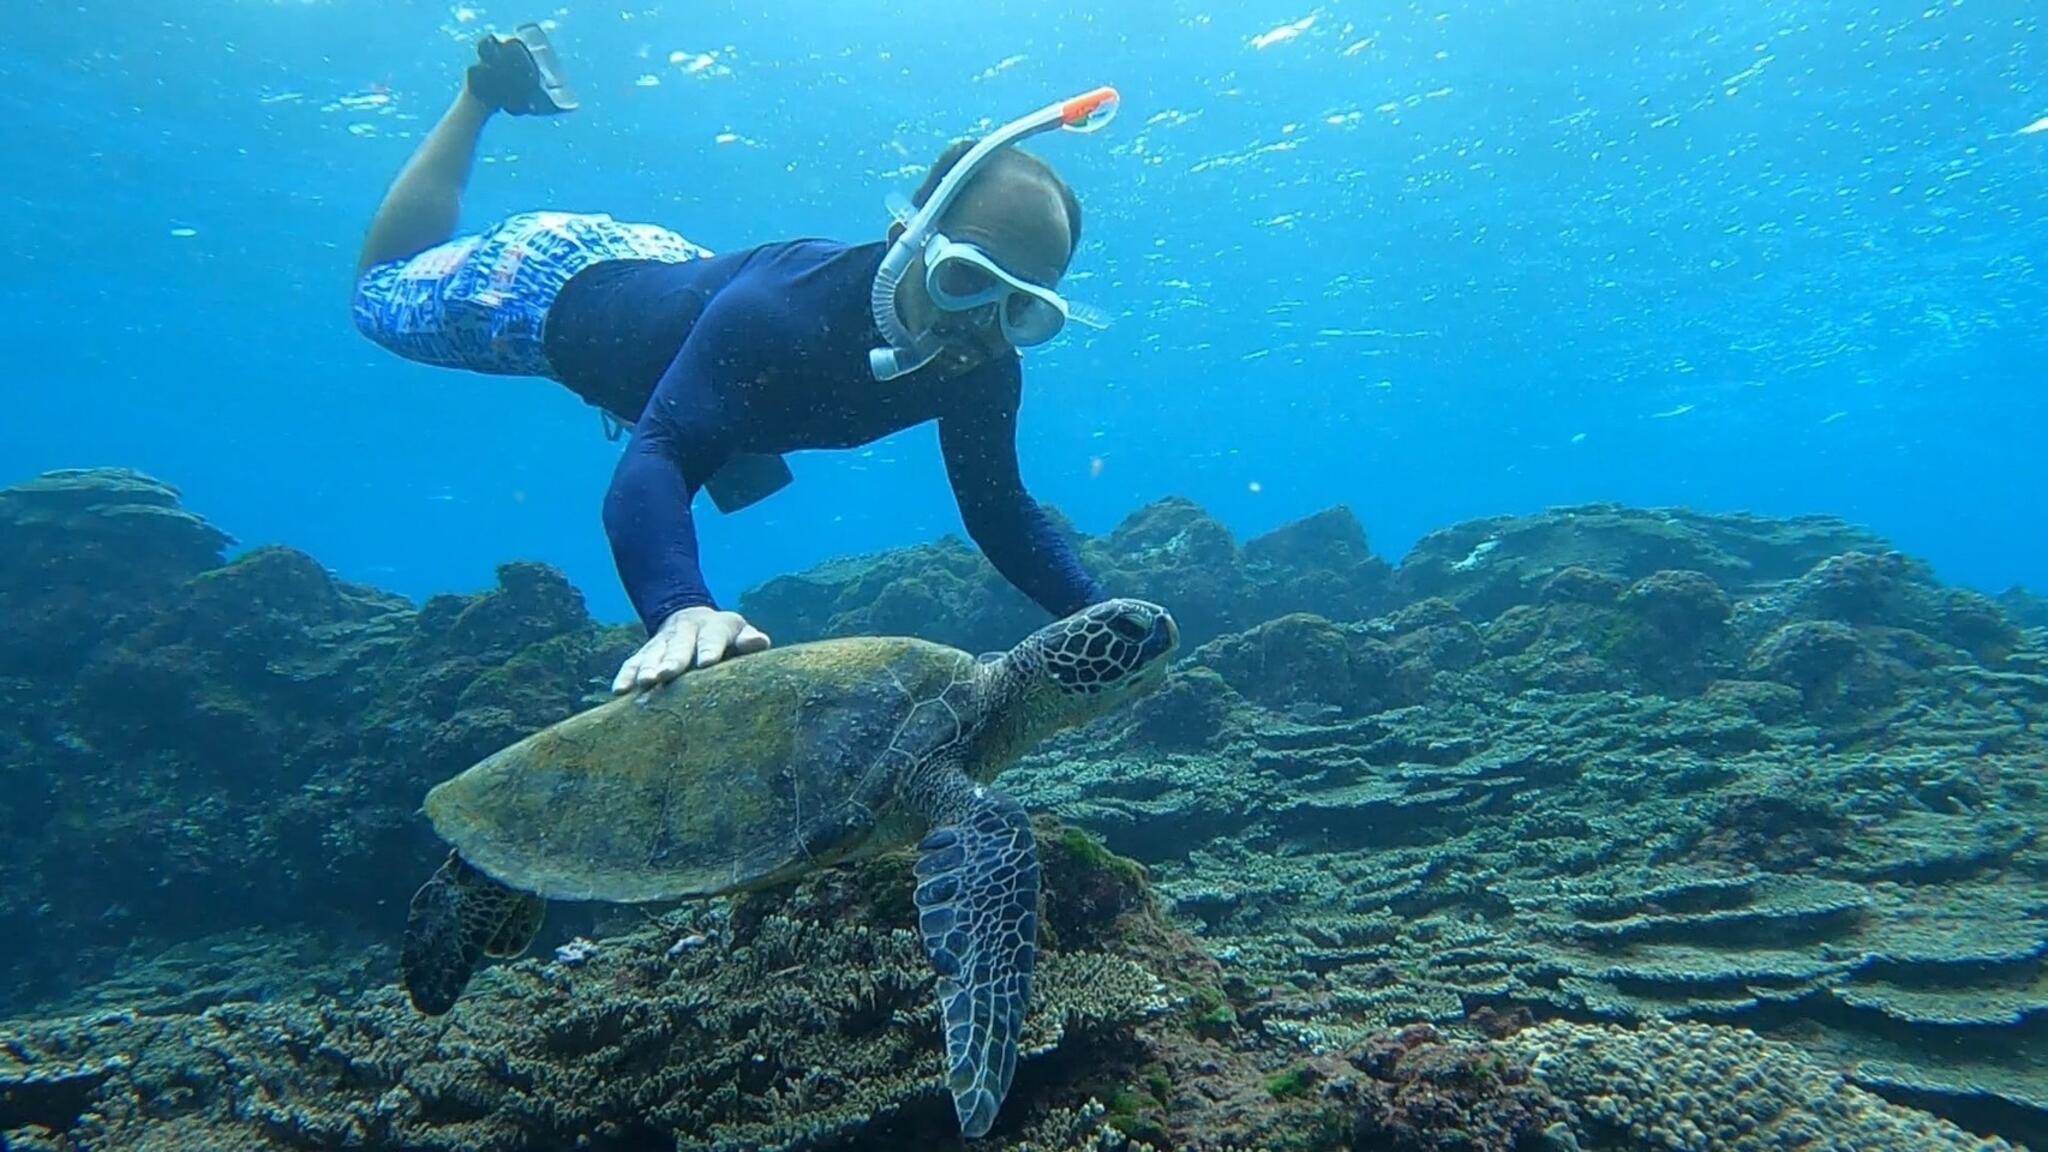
[6,0,2042,624]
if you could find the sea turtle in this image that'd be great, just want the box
[399,597,1180,1138]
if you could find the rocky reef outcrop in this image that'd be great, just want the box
[0,470,641,1008]
[739,496,1395,657]
[1,468,2040,1151]
[998,509,2046,1148]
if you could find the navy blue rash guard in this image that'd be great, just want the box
[541,237,1105,635]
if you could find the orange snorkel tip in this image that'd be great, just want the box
[1059,86,1120,131]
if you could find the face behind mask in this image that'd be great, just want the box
[922,233,1073,348]
[868,87,1121,381]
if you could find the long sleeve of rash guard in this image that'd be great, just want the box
[602,339,733,635]
[938,364,1105,619]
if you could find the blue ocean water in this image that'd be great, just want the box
[5,0,2042,626]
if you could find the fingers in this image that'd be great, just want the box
[647,617,700,687]
[610,650,641,695]
[694,615,735,669]
[689,612,772,670]
[611,611,771,694]
[612,615,702,694]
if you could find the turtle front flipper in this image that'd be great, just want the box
[401,851,547,1016]
[913,789,1040,1139]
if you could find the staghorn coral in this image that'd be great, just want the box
[1006,1097,1163,1151]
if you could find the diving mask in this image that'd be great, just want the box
[869,86,1120,381]
[923,232,1109,348]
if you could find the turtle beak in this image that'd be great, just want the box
[1139,613,1179,667]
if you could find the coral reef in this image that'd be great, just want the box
[1504,1018,2019,1151]
[0,824,1186,1152]
[1008,620,2046,1143]
[0,470,639,1008]
[1392,503,1886,622]
[1997,587,2048,630]
[0,817,1596,1152]
[2,468,2041,1150]
[1341,1022,1576,1151]
[988,510,2047,1146]
[0,469,235,678]
[740,496,1395,657]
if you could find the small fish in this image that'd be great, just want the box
[1650,403,1695,419]
[2019,116,2048,136]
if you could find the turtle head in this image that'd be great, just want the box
[995,598,1179,744]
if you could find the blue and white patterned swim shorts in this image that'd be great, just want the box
[351,210,713,377]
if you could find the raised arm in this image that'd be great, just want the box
[937,362,1104,618]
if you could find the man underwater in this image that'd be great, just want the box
[351,24,1119,693]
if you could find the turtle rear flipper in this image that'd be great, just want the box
[485,888,547,958]
[913,790,1040,1138]
[402,852,545,1015]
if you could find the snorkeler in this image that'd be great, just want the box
[351,24,1119,693]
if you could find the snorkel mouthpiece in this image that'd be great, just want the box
[869,85,1120,381]
[869,342,925,381]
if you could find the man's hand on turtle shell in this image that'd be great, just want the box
[613,606,771,694]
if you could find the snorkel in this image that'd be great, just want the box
[869,86,1120,381]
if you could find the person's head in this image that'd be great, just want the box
[889,140,1084,376]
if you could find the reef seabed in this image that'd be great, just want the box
[1,469,2039,1151]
